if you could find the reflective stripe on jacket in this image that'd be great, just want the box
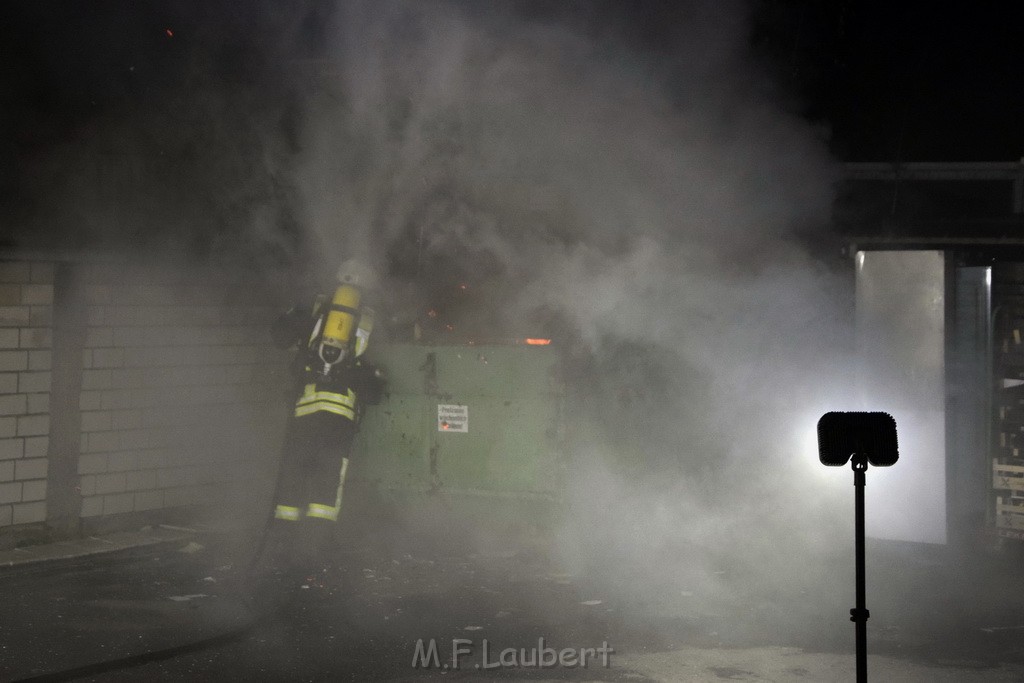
[294,383,356,420]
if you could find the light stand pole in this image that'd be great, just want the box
[851,452,869,683]
[817,412,899,683]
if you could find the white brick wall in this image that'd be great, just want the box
[13,501,46,524]
[15,458,47,480]
[0,439,23,460]
[72,261,286,525]
[24,437,46,459]
[0,260,53,529]
[0,482,21,504]
[0,351,28,372]
[0,256,286,531]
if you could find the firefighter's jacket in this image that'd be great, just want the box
[272,292,385,423]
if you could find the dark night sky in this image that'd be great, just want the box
[754,1,1024,162]
[6,2,1024,157]
[2,1,1023,244]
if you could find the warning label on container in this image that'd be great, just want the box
[437,404,469,433]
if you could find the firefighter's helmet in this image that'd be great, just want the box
[335,258,378,290]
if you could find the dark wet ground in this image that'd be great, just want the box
[1,527,1023,682]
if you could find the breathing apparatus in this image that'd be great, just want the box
[310,259,377,376]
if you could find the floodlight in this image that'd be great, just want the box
[816,410,899,683]
[817,411,899,467]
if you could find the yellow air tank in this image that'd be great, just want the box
[319,284,361,364]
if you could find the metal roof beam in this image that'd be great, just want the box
[846,161,1024,181]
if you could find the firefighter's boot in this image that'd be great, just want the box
[298,519,337,590]
[244,522,304,613]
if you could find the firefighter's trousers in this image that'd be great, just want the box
[273,410,356,527]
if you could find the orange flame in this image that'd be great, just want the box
[524,338,551,345]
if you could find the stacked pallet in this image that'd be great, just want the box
[993,301,1024,533]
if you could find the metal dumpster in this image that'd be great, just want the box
[349,342,564,534]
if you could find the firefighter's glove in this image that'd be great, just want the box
[355,362,387,405]
[271,308,307,350]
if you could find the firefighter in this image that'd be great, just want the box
[250,258,385,591]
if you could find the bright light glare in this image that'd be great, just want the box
[794,414,845,485]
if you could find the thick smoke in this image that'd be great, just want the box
[11,0,862,639]
[288,0,852,630]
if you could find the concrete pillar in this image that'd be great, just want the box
[45,262,85,536]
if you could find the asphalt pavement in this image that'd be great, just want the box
[1,525,1023,682]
